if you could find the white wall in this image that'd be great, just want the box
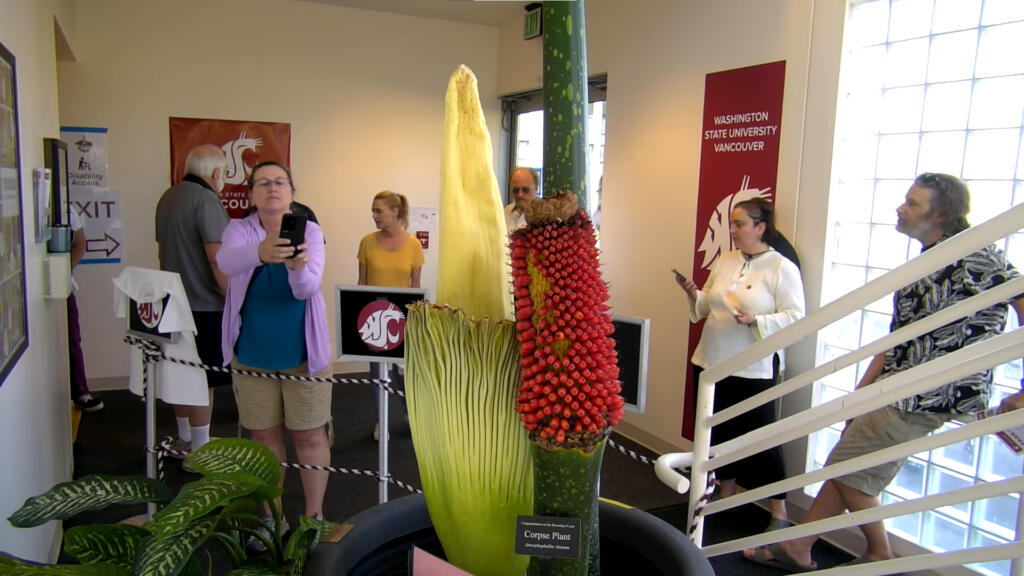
[0,0,77,562]
[57,0,501,380]
[497,0,841,453]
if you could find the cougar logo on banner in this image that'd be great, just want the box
[136,300,164,329]
[357,301,406,352]
[696,175,772,270]
[221,131,263,186]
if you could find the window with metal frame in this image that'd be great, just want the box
[500,75,607,223]
[814,2,1023,575]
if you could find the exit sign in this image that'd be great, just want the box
[524,6,541,40]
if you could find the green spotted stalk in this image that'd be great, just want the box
[514,2,624,574]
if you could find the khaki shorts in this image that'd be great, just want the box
[826,405,951,497]
[232,360,333,431]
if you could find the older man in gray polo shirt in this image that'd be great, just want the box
[155,144,231,469]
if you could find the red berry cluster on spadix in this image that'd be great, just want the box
[511,210,624,447]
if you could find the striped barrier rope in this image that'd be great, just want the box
[130,336,698,504]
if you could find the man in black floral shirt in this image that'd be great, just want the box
[746,173,1024,572]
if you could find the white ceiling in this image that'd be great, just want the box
[300,0,532,27]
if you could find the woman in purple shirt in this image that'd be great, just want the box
[218,161,332,527]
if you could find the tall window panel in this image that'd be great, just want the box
[814,2,1023,574]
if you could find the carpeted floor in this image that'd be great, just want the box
[63,375,855,574]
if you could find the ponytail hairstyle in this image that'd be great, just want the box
[374,190,409,229]
[733,197,778,244]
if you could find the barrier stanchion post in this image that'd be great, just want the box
[377,363,390,504]
[145,357,158,519]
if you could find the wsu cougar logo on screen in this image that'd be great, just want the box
[357,301,406,352]
[136,300,164,329]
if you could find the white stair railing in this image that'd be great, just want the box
[666,201,1024,576]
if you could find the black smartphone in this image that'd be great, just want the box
[672,268,686,282]
[279,213,307,258]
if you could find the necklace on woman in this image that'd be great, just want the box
[741,247,773,261]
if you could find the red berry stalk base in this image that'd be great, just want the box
[511,192,624,575]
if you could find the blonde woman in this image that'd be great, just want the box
[357,190,424,440]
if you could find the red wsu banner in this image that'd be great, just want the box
[169,117,291,218]
[682,60,786,440]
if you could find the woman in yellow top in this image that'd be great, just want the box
[357,190,424,440]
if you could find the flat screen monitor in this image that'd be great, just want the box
[126,294,175,345]
[610,315,650,413]
[335,285,427,364]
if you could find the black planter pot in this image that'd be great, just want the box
[306,494,714,576]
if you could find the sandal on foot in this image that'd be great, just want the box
[744,543,817,573]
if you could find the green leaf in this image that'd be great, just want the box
[218,497,262,520]
[280,515,335,574]
[225,557,281,576]
[7,475,171,528]
[150,473,265,540]
[406,305,533,576]
[178,556,204,576]
[283,515,336,557]
[184,439,280,486]
[63,524,151,570]
[134,517,217,576]
[0,552,130,575]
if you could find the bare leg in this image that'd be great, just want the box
[291,426,330,519]
[172,390,215,449]
[745,479,847,567]
[718,478,737,498]
[172,392,214,427]
[834,481,893,560]
[769,497,789,521]
[250,424,288,514]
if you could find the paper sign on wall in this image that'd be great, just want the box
[61,127,123,264]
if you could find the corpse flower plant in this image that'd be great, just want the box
[403,65,533,576]
[513,2,624,574]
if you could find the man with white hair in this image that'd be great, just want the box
[505,166,539,232]
[155,144,231,470]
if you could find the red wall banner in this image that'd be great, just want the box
[682,60,786,440]
[169,117,291,218]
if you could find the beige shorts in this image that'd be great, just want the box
[826,405,951,497]
[231,360,333,431]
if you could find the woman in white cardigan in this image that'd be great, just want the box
[677,197,805,532]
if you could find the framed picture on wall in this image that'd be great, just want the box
[0,40,28,388]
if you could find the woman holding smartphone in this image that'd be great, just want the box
[218,161,332,534]
[676,197,805,532]
[357,190,424,440]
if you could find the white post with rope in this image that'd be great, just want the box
[145,357,157,519]
[377,363,390,504]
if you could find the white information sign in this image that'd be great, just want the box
[61,127,122,263]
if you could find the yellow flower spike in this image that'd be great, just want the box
[437,65,513,321]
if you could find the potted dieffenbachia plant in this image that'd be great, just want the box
[4,438,338,575]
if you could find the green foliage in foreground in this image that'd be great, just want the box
[4,438,338,576]
[406,304,534,576]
